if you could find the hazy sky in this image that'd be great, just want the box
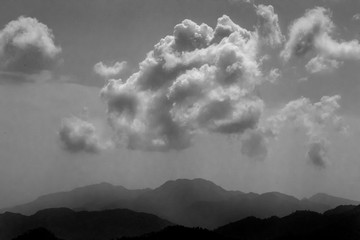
[1,0,360,208]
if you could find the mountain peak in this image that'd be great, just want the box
[158,178,224,190]
[258,192,299,202]
[310,193,331,199]
[310,192,359,202]
[309,193,360,208]
[154,178,234,199]
[70,182,118,191]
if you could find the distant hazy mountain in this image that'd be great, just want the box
[2,182,149,215]
[0,208,172,240]
[308,193,360,208]
[3,178,359,228]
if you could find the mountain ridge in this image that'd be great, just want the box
[2,178,359,228]
[8,204,360,240]
[119,204,360,240]
[0,207,173,240]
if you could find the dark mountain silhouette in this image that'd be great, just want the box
[12,228,64,240]
[120,226,232,240]
[0,208,172,240]
[2,178,359,228]
[215,204,360,240]
[121,204,360,240]
[323,204,358,216]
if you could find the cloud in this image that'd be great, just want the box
[307,139,328,168]
[281,7,333,60]
[100,15,265,151]
[353,13,360,21]
[240,129,270,160]
[321,0,342,3]
[94,61,127,78]
[269,95,344,138]
[228,0,254,4]
[256,4,285,47]
[91,11,346,161]
[298,77,309,82]
[0,16,61,78]
[58,117,108,153]
[305,55,342,73]
[267,95,346,168]
[281,7,360,62]
[266,68,281,83]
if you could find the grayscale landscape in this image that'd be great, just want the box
[0,0,360,239]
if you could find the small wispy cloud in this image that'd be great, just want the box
[305,55,342,73]
[94,61,127,78]
[352,13,360,21]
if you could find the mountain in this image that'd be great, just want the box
[6,204,360,240]
[119,204,360,240]
[127,178,246,227]
[12,228,64,240]
[2,182,149,215]
[0,208,172,240]
[308,193,360,208]
[102,179,328,228]
[323,204,358,216]
[215,205,360,240]
[120,226,232,240]
[3,178,359,229]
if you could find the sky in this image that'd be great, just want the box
[0,0,360,208]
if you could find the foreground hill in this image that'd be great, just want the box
[0,208,172,240]
[3,179,359,228]
[215,204,360,240]
[121,226,232,240]
[5,204,360,240]
[12,228,64,240]
[121,205,360,240]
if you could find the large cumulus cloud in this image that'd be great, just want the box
[281,7,360,73]
[74,6,347,164]
[0,16,61,77]
[100,15,265,151]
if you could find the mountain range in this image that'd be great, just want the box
[2,178,359,229]
[9,204,360,240]
[120,204,360,240]
[0,208,172,240]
